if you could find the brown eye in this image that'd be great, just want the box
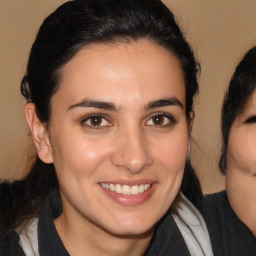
[81,114,111,128]
[152,114,165,125]
[146,113,176,127]
[90,116,103,126]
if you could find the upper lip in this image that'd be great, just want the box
[98,179,156,186]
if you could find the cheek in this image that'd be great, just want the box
[51,132,111,178]
[150,133,189,212]
[227,132,256,174]
[151,132,189,172]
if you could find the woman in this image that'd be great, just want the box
[203,47,256,256]
[0,0,213,255]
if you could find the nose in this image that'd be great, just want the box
[111,127,153,174]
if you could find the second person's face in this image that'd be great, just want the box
[46,39,191,237]
[226,90,256,187]
[227,90,256,177]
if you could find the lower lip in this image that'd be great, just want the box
[100,184,156,206]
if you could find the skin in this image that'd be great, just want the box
[226,90,256,236]
[25,39,193,255]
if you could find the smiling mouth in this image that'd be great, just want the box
[100,183,151,196]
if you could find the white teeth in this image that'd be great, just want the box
[123,185,131,195]
[139,184,145,193]
[100,183,151,195]
[131,185,139,195]
[145,184,150,190]
[115,184,122,194]
[109,184,115,191]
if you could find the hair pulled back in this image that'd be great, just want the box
[2,0,201,228]
[219,46,256,174]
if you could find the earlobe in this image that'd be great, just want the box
[24,102,53,164]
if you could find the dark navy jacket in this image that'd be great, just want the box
[203,191,256,256]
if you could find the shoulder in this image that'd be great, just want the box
[0,180,26,227]
[0,182,25,255]
[16,218,39,256]
[202,191,230,241]
[203,190,239,230]
[203,190,229,218]
[173,195,214,256]
[203,190,227,207]
[0,223,25,256]
[146,214,191,256]
[203,190,256,256]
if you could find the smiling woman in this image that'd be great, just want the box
[0,0,213,255]
[44,40,189,237]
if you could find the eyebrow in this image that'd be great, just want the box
[68,99,118,111]
[145,97,184,110]
[67,97,183,112]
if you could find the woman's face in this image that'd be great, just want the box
[225,90,256,233]
[226,90,256,177]
[44,39,191,236]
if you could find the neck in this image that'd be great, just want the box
[226,169,256,236]
[54,212,154,256]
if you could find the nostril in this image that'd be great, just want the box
[111,147,153,173]
[111,130,153,173]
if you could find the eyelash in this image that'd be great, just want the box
[80,112,176,129]
[245,116,256,124]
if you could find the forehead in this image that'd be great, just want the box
[238,89,256,116]
[52,39,185,108]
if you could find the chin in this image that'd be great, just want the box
[105,216,157,237]
[109,226,154,238]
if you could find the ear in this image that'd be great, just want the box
[187,111,195,155]
[24,102,53,163]
[188,111,195,133]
